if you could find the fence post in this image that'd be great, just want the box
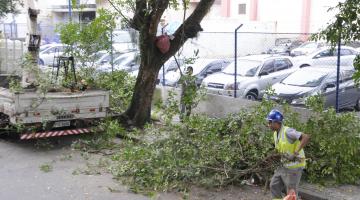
[234,24,243,98]
[335,32,341,113]
[110,29,114,73]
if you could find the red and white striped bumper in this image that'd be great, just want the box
[20,128,91,140]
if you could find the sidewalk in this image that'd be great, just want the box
[299,183,360,200]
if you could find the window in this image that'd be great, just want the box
[339,49,355,56]
[206,61,223,73]
[315,49,333,58]
[238,4,246,15]
[260,60,274,74]
[274,59,290,71]
[341,70,354,82]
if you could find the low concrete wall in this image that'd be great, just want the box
[155,86,315,121]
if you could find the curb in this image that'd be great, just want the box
[299,187,328,200]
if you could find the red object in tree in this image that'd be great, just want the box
[156,34,170,54]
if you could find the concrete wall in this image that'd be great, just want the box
[155,86,315,121]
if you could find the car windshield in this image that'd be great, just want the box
[40,45,51,52]
[222,60,261,76]
[281,70,328,87]
[299,42,318,49]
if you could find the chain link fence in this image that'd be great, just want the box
[182,30,359,112]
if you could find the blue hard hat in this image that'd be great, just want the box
[267,109,283,122]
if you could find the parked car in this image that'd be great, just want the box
[295,45,359,68]
[290,41,326,56]
[157,58,186,84]
[163,58,231,87]
[267,39,304,55]
[39,44,66,66]
[130,57,186,80]
[202,55,297,100]
[269,66,360,110]
[97,51,140,72]
[39,43,59,53]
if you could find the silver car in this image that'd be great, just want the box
[202,55,297,100]
[270,66,360,110]
[295,45,359,68]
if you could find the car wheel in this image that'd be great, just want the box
[300,64,310,68]
[39,59,44,65]
[245,92,257,101]
[355,98,360,111]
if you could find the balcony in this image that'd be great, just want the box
[49,0,96,12]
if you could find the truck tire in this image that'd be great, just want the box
[0,113,9,128]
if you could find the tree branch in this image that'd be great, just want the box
[130,0,147,31]
[163,0,215,60]
[107,0,132,26]
[148,0,169,37]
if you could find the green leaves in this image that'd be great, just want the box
[94,70,136,113]
[313,0,360,83]
[0,0,22,17]
[56,9,115,66]
[108,94,360,192]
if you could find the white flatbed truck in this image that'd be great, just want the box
[0,0,110,139]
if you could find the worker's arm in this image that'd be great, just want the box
[294,133,310,155]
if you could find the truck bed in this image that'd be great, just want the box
[0,88,109,125]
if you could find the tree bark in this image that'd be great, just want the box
[123,0,215,127]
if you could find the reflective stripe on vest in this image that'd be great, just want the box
[273,126,306,169]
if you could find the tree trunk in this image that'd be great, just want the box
[124,51,162,127]
[120,0,215,127]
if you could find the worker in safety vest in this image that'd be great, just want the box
[267,109,310,200]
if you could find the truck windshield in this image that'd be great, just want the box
[282,70,328,87]
[222,60,261,77]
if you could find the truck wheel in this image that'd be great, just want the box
[0,113,10,128]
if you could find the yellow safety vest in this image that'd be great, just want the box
[274,126,306,169]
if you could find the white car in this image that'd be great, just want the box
[202,55,297,100]
[38,44,66,66]
[290,41,326,56]
[39,43,60,53]
[163,58,230,87]
[97,51,139,72]
[295,46,359,68]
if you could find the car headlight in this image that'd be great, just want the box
[225,82,240,90]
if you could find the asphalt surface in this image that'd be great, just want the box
[0,136,150,200]
[1,135,359,200]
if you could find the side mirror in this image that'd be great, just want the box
[259,71,269,76]
[324,83,335,91]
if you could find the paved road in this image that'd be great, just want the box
[1,135,359,200]
[0,136,150,200]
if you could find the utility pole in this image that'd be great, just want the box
[68,0,72,22]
